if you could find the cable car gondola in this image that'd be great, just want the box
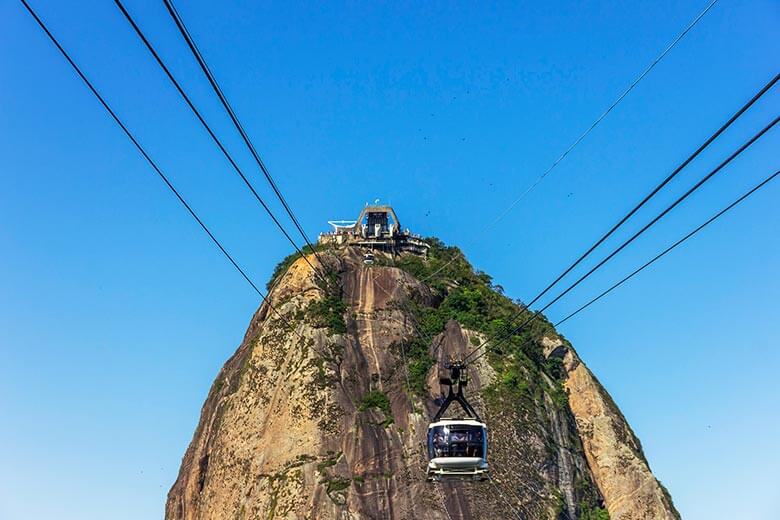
[426,361,489,482]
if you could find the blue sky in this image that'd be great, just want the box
[1,1,778,518]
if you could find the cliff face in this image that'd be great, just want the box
[166,245,679,520]
[541,338,678,519]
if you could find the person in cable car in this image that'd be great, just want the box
[427,419,489,481]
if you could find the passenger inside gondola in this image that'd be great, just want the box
[427,425,486,459]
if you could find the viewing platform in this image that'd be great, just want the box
[319,204,429,256]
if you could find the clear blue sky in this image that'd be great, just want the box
[1,1,777,518]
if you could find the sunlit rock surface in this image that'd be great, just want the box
[166,247,679,519]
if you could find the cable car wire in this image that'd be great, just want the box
[422,189,764,505]
[523,72,780,311]
[158,0,329,273]
[466,170,780,506]
[466,113,779,363]
[425,72,779,293]
[438,491,455,520]
[485,0,719,230]
[554,167,780,327]
[464,113,780,365]
[464,80,780,364]
[420,1,724,286]
[17,0,301,338]
[112,0,331,288]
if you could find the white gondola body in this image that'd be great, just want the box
[426,418,489,481]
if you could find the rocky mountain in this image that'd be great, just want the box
[166,239,679,519]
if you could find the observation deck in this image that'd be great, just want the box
[319,204,429,256]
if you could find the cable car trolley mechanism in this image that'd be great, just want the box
[426,361,489,482]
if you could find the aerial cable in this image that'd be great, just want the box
[485,0,720,230]
[467,338,528,368]
[464,80,780,364]
[18,0,301,338]
[159,0,329,272]
[421,1,723,285]
[438,491,455,520]
[465,113,780,364]
[467,113,780,363]
[113,0,332,288]
[524,72,780,310]
[554,167,780,327]
[466,168,780,362]
[425,72,780,289]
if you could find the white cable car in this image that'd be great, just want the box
[427,362,489,482]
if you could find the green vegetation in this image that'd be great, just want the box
[317,458,338,473]
[266,243,348,334]
[358,390,391,416]
[315,451,351,504]
[326,477,351,494]
[391,238,563,402]
[288,256,347,335]
[307,290,348,334]
[574,477,610,520]
[402,334,436,396]
[549,383,569,410]
[551,490,565,518]
[580,504,610,520]
[316,452,343,477]
[545,356,565,381]
[266,243,331,291]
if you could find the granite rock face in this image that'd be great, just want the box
[542,338,679,520]
[166,247,679,519]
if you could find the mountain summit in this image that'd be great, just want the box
[166,208,678,519]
